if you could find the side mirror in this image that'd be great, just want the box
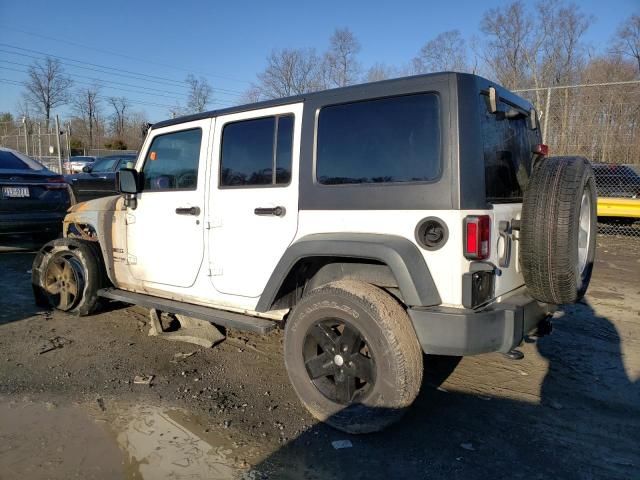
[488,86,500,114]
[82,165,92,173]
[117,168,139,194]
[117,168,140,209]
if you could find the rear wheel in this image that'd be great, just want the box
[520,156,597,304]
[32,238,105,316]
[284,280,423,434]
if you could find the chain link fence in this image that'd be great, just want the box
[0,120,69,174]
[515,81,640,241]
[1,121,138,174]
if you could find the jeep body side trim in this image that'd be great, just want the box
[255,233,442,312]
[98,288,276,334]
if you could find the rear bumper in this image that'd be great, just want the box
[0,211,66,235]
[408,290,555,356]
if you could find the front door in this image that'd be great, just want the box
[209,104,302,298]
[126,119,211,288]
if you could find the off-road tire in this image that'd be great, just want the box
[32,238,106,316]
[284,280,423,434]
[520,156,597,304]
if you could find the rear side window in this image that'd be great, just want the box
[480,94,538,202]
[142,129,202,191]
[0,151,30,170]
[220,115,294,187]
[316,93,440,185]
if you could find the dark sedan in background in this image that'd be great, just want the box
[1,147,71,240]
[593,163,640,198]
[65,154,136,202]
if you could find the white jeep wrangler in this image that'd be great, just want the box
[32,73,597,433]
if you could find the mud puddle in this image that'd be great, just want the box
[0,397,267,479]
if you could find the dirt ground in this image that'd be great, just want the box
[0,236,638,480]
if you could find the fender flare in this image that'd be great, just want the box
[255,233,441,312]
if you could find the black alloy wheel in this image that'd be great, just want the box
[303,319,376,405]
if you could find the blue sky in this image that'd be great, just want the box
[0,0,637,122]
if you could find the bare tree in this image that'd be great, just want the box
[72,86,101,149]
[23,57,72,128]
[324,28,362,87]
[480,1,533,89]
[365,63,398,82]
[108,96,129,139]
[540,2,591,85]
[480,1,590,110]
[185,74,213,113]
[612,14,640,74]
[254,48,323,99]
[413,30,468,73]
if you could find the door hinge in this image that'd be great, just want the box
[206,217,222,229]
[208,265,223,276]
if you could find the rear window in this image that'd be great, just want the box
[479,94,538,202]
[316,93,441,185]
[0,151,30,170]
[220,115,294,187]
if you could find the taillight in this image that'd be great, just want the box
[533,143,549,156]
[464,215,491,260]
[45,176,68,190]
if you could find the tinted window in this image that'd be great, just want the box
[91,158,119,172]
[0,151,30,170]
[220,115,293,187]
[316,94,440,185]
[480,94,538,202]
[142,129,202,191]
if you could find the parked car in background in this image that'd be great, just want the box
[64,156,97,173]
[0,147,71,240]
[65,154,137,202]
[593,163,640,198]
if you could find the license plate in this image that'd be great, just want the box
[2,186,30,198]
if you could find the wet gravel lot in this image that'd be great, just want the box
[0,236,638,479]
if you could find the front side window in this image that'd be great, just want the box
[316,93,441,185]
[142,129,202,191]
[220,114,294,187]
[91,158,118,172]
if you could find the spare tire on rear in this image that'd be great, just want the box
[520,156,597,304]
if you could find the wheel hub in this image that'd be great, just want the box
[578,189,592,275]
[302,319,376,405]
[43,253,84,311]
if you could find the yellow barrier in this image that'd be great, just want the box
[597,197,640,218]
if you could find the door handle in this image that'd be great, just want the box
[254,206,286,217]
[175,206,201,216]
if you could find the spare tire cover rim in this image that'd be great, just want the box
[578,189,592,275]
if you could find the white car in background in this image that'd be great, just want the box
[64,156,96,173]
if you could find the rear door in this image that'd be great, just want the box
[208,103,302,298]
[479,93,539,297]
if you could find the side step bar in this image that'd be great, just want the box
[98,288,276,334]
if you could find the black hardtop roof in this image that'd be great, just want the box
[151,72,531,130]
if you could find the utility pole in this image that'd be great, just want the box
[65,123,71,160]
[542,87,551,144]
[55,115,63,174]
[22,117,28,155]
[38,123,42,159]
